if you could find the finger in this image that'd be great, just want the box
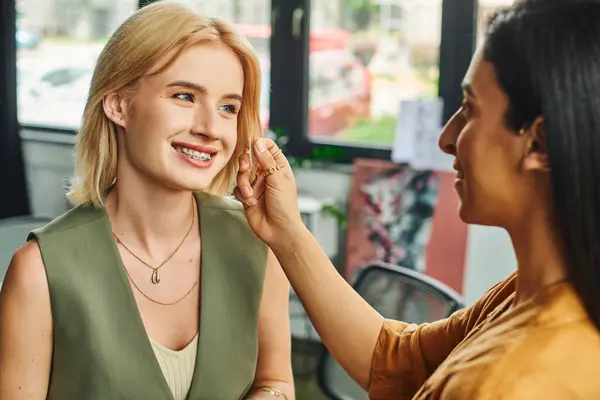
[266,140,292,179]
[239,151,251,173]
[236,152,254,198]
[233,187,256,207]
[251,171,265,195]
[253,138,291,180]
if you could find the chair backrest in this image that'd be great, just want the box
[0,216,51,282]
[317,262,465,400]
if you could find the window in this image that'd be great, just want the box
[16,0,138,130]
[307,0,443,147]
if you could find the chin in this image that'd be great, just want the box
[159,172,215,194]
[177,178,214,193]
[457,200,479,225]
[458,203,501,227]
[171,165,225,192]
[457,203,471,223]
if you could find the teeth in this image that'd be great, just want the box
[176,147,212,161]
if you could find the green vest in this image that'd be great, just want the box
[29,192,268,400]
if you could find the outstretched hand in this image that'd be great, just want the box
[233,138,305,246]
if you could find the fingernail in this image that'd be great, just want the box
[240,159,248,169]
[255,137,266,153]
[242,186,253,197]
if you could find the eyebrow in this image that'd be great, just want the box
[166,80,243,102]
[461,82,475,98]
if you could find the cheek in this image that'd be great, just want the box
[221,120,239,154]
[130,101,190,142]
[460,127,515,197]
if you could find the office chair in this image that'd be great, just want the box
[0,216,51,282]
[317,262,465,400]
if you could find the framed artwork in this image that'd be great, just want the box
[345,159,468,293]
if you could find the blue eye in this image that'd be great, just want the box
[173,92,195,102]
[219,104,240,114]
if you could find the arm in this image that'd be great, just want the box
[271,228,384,390]
[246,250,295,400]
[0,240,53,399]
[235,139,384,389]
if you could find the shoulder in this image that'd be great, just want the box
[4,239,47,289]
[480,319,600,398]
[2,239,51,313]
[30,203,104,241]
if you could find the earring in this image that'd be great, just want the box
[518,127,526,136]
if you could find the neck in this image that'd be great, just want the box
[506,206,567,305]
[106,169,196,254]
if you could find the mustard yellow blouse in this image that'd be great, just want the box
[369,272,600,399]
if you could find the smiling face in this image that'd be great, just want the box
[105,42,244,193]
[437,47,547,227]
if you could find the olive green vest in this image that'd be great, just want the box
[29,192,268,400]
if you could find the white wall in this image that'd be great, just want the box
[20,130,517,304]
[463,225,516,304]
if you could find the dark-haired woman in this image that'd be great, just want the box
[233,0,600,398]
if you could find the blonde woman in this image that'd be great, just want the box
[0,3,293,399]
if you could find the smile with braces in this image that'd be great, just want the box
[176,147,212,161]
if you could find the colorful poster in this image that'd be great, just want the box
[345,158,468,294]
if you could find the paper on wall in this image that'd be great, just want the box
[391,98,453,172]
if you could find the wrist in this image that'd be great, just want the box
[268,222,310,249]
[269,224,312,255]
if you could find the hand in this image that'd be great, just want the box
[233,138,305,247]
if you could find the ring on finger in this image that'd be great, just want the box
[263,165,282,177]
[272,149,283,159]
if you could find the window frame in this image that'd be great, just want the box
[1,0,29,218]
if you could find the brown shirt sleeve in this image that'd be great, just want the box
[367,272,517,400]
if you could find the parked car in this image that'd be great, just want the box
[17,62,93,128]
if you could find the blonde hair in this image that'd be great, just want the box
[68,2,263,208]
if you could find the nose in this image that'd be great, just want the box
[438,109,463,156]
[191,105,220,140]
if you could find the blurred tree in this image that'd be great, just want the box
[344,0,377,30]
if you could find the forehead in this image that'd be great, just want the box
[462,46,506,104]
[146,43,244,93]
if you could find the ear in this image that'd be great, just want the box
[523,116,550,172]
[103,91,129,129]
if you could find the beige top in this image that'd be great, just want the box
[150,334,199,400]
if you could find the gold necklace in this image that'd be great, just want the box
[123,265,199,306]
[113,199,195,284]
